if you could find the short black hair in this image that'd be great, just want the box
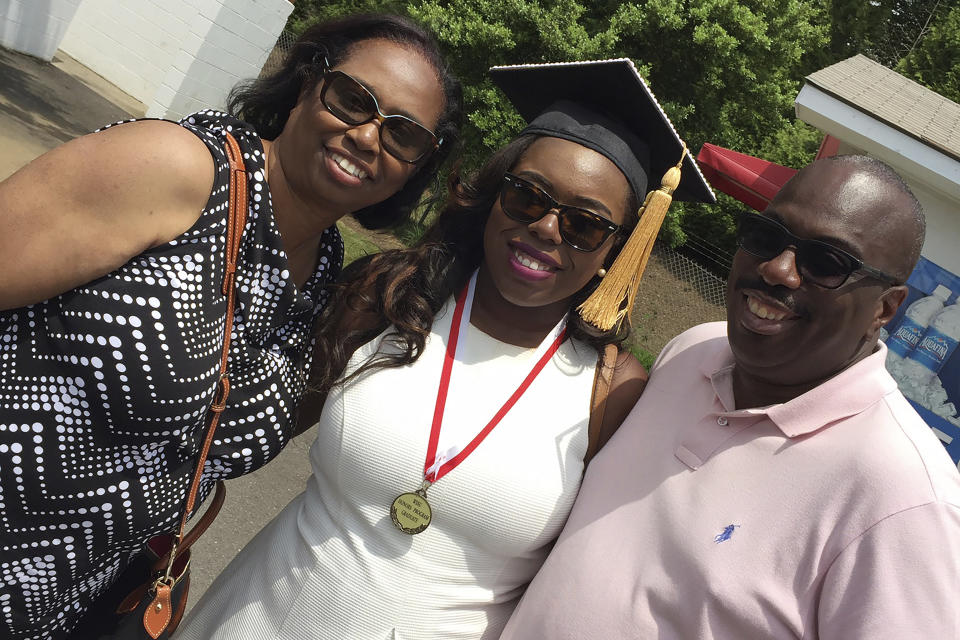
[227,14,464,230]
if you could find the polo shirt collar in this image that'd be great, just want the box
[704,341,897,438]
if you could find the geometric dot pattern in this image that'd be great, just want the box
[0,111,343,639]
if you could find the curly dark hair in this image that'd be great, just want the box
[227,14,463,230]
[311,134,641,392]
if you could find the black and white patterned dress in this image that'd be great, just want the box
[0,111,343,639]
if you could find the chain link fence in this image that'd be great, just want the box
[629,243,728,357]
[657,244,728,308]
[260,29,297,77]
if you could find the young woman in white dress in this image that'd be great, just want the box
[179,59,713,640]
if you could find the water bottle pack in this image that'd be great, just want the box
[880,257,960,465]
[912,323,960,372]
[886,284,960,429]
[886,284,951,368]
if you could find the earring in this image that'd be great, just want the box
[596,268,607,278]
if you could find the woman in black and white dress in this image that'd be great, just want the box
[0,14,461,640]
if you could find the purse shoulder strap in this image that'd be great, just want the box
[179,130,247,535]
[584,343,618,466]
[179,130,247,521]
[143,132,248,633]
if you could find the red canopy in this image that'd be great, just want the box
[696,143,797,211]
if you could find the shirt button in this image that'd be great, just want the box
[717,416,729,426]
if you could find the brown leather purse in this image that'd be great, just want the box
[76,131,248,639]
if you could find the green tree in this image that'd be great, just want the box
[820,0,948,70]
[897,3,960,103]
[292,0,828,253]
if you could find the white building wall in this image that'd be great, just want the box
[912,187,960,276]
[917,188,960,275]
[53,0,292,120]
[0,0,83,61]
[59,0,191,105]
[152,0,292,120]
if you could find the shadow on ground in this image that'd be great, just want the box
[0,47,135,144]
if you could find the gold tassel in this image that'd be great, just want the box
[577,145,688,332]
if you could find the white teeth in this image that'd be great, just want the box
[330,152,368,179]
[747,296,789,321]
[513,248,551,272]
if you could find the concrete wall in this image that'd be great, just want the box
[147,0,294,120]
[0,0,83,61]
[58,0,186,105]
[55,0,292,120]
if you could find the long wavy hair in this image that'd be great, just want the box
[311,134,641,392]
[227,14,463,229]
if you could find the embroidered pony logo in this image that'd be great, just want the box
[714,524,740,543]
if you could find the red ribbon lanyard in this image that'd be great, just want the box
[423,283,567,483]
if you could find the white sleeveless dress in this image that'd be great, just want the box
[179,300,598,639]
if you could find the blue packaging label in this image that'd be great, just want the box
[909,327,960,373]
[882,257,960,467]
[887,317,925,357]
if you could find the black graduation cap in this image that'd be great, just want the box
[489,58,715,204]
[488,58,716,332]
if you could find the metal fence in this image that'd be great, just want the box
[260,29,297,77]
[683,230,734,277]
[656,244,728,308]
[629,243,728,356]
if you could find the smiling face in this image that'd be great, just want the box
[727,161,910,393]
[480,136,632,316]
[275,38,445,219]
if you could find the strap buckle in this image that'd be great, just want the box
[211,373,230,412]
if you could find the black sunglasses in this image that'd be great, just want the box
[318,66,441,164]
[736,212,899,289]
[499,174,621,252]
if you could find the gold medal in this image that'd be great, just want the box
[391,274,567,537]
[390,485,432,535]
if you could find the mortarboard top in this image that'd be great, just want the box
[489,58,715,205]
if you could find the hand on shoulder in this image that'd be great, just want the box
[0,119,215,309]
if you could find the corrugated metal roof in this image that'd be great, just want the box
[806,54,960,161]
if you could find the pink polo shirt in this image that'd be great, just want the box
[501,322,960,639]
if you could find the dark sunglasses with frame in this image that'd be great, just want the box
[735,211,901,289]
[315,56,442,164]
[499,173,622,252]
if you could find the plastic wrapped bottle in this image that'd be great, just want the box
[885,284,952,369]
[899,302,960,393]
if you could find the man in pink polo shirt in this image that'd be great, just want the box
[500,156,960,639]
